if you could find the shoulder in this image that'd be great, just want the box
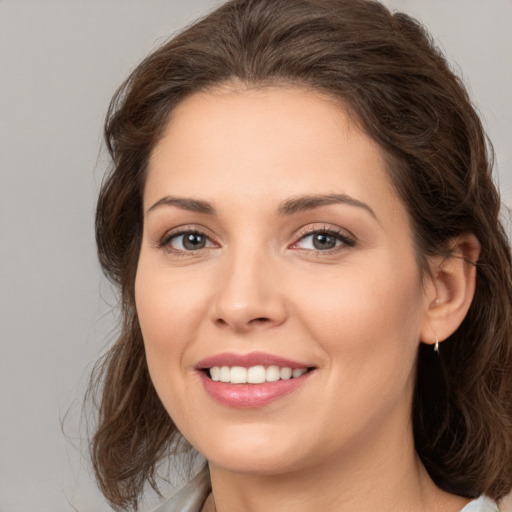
[150,468,211,512]
[151,482,503,512]
[460,495,501,512]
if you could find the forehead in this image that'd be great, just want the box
[145,85,403,220]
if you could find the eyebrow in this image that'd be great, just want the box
[146,196,216,215]
[145,193,376,220]
[278,193,377,220]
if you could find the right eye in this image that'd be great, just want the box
[161,230,216,252]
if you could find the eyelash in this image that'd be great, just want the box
[158,227,216,255]
[292,227,356,254]
[158,226,356,255]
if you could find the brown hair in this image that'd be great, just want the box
[91,0,512,509]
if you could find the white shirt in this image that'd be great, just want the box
[151,469,501,512]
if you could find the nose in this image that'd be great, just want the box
[210,248,287,333]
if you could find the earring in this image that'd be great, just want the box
[434,331,440,353]
[433,298,440,353]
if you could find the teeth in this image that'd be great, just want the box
[210,366,220,381]
[280,367,292,380]
[220,366,231,383]
[208,365,309,384]
[230,366,247,384]
[266,365,280,382]
[247,365,266,384]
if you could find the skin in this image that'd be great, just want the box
[135,85,478,512]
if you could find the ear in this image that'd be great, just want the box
[421,233,481,348]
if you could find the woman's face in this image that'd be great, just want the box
[136,86,434,476]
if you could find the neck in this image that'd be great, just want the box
[204,422,469,512]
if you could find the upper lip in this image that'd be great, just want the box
[195,351,312,370]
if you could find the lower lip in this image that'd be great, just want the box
[198,371,313,408]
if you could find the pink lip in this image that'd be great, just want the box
[195,351,310,369]
[195,351,315,408]
[198,371,314,408]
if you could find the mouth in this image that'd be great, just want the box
[195,352,316,408]
[205,365,313,384]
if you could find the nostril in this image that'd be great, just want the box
[249,317,271,324]
[214,316,271,329]
[212,302,284,330]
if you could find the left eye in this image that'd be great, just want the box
[166,231,214,251]
[295,231,351,251]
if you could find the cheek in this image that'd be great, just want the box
[135,262,209,356]
[134,264,212,424]
[297,263,424,436]
[134,261,210,417]
[295,258,424,373]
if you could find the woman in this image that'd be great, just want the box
[90,0,512,511]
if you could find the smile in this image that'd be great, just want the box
[208,365,308,384]
[196,352,316,407]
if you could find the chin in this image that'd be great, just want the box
[193,427,309,476]
[207,453,302,477]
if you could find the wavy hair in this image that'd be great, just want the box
[90,0,512,509]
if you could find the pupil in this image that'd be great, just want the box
[313,233,336,250]
[183,233,205,250]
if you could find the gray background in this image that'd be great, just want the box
[0,1,510,511]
